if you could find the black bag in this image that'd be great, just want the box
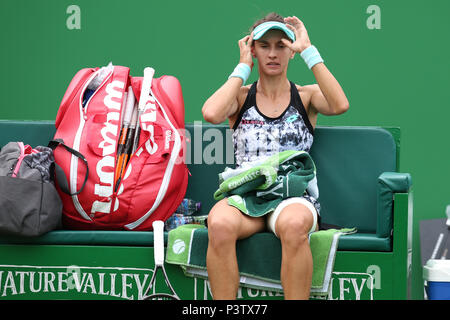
[0,142,62,236]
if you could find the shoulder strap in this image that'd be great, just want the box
[48,139,89,196]
[290,81,314,135]
[232,81,257,130]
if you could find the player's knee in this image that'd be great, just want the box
[277,213,311,248]
[208,217,238,248]
[207,205,239,248]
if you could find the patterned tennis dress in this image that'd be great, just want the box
[232,81,320,214]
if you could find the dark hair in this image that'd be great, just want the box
[249,12,285,33]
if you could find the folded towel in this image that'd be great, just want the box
[213,150,318,218]
[165,224,356,298]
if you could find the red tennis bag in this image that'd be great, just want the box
[52,64,188,231]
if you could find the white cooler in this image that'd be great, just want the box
[423,259,450,300]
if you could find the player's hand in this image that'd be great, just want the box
[238,32,254,68]
[282,16,312,53]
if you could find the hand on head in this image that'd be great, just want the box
[238,32,254,68]
[282,16,312,53]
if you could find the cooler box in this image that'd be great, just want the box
[423,259,450,300]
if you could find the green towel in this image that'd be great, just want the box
[213,150,317,217]
[165,224,356,298]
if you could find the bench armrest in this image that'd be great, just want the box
[377,172,412,237]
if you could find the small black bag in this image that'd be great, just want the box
[0,142,62,236]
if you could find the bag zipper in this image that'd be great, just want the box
[69,69,114,221]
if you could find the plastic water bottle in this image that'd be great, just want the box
[164,214,209,231]
[164,198,203,231]
[165,214,193,231]
[175,198,201,216]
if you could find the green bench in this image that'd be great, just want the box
[185,123,412,252]
[0,120,413,300]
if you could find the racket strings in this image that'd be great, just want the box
[143,269,180,300]
[146,293,179,300]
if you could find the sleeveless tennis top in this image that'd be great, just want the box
[232,81,315,167]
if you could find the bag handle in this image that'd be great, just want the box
[48,139,89,196]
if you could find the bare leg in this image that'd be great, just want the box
[275,203,317,300]
[206,198,265,300]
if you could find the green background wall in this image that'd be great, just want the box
[0,0,449,299]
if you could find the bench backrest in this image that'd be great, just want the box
[0,121,399,234]
[184,123,399,234]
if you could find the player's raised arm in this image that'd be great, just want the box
[202,34,254,124]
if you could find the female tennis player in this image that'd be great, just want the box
[202,12,349,300]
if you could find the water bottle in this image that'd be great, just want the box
[165,214,194,231]
[176,198,201,216]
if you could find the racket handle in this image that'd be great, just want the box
[123,86,135,124]
[153,220,165,265]
[138,67,155,111]
[446,205,450,227]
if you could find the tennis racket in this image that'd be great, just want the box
[144,220,180,300]
[132,67,155,154]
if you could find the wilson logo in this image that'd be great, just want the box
[140,95,159,155]
[91,80,125,214]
